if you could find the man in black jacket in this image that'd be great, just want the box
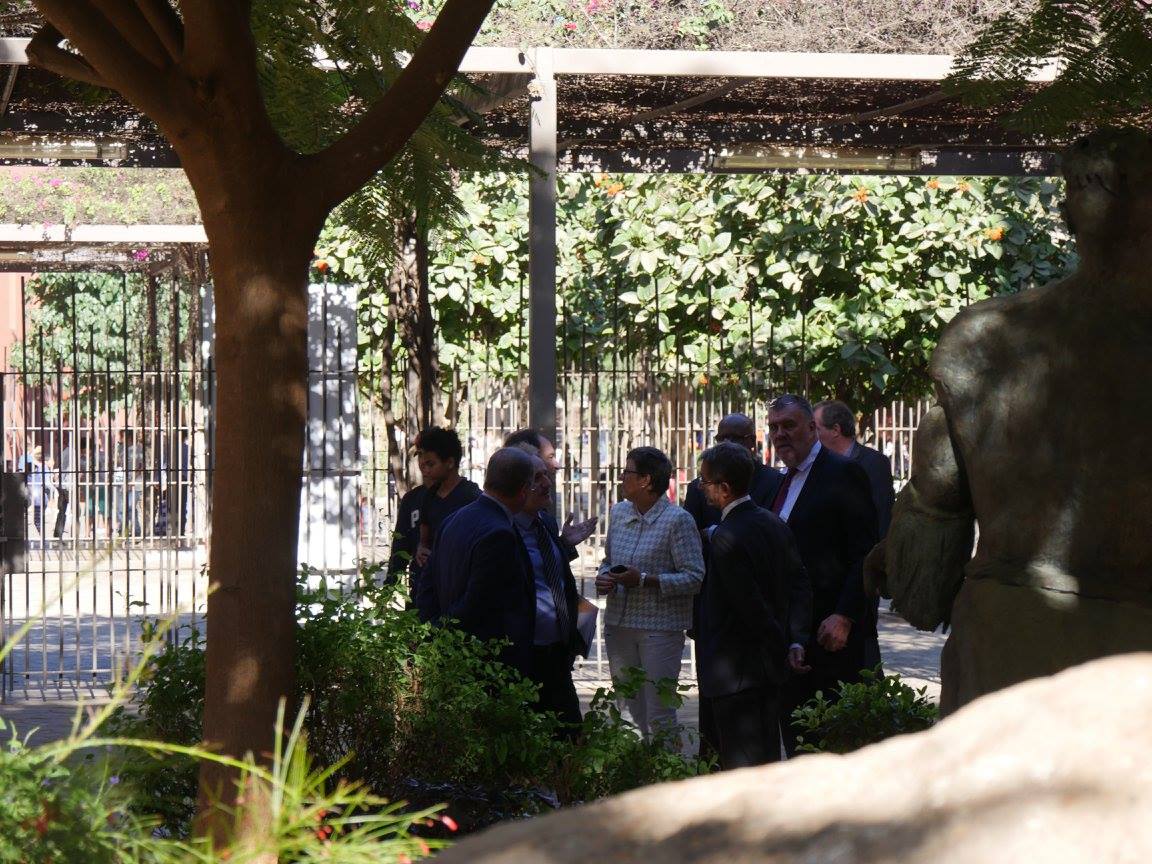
[695,442,811,769]
[683,413,781,537]
[814,400,895,538]
[768,395,879,755]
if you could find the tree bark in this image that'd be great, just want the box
[192,172,322,845]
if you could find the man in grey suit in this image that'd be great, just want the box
[814,400,895,539]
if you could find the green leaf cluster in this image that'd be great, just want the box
[791,667,939,754]
[391,171,1073,409]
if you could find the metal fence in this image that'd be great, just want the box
[0,276,933,694]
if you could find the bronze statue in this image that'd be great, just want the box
[872,128,1152,714]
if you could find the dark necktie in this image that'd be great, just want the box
[533,519,571,644]
[770,468,794,516]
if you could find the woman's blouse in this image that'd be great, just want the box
[598,495,705,631]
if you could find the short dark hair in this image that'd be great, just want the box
[768,393,814,418]
[700,442,757,497]
[415,426,464,466]
[627,446,673,495]
[504,428,547,450]
[484,447,535,497]
[814,400,857,438]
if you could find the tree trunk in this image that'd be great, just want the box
[394,214,441,481]
[195,200,318,846]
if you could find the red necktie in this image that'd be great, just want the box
[770,469,794,515]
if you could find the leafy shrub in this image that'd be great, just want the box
[792,667,939,754]
[107,564,709,837]
[0,719,130,864]
[557,667,711,803]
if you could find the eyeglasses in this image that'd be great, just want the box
[698,477,725,487]
[620,469,640,477]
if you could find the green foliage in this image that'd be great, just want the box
[949,0,1152,135]
[0,168,199,227]
[792,668,939,754]
[557,667,712,802]
[11,272,193,377]
[355,171,1072,409]
[0,719,129,864]
[107,564,708,837]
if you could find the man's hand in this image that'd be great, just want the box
[414,544,432,567]
[788,644,811,674]
[561,513,597,547]
[816,613,852,651]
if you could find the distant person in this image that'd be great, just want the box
[412,427,481,571]
[19,445,51,541]
[814,400,896,538]
[767,395,878,755]
[415,448,537,679]
[505,428,597,551]
[694,442,811,769]
[53,439,74,539]
[512,443,585,730]
[595,446,705,738]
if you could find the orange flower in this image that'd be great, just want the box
[984,226,1004,242]
[605,182,625,196]
[926,179,939,190]
[852,187,869,203]
[697,373,710,386]
[956,181,970,193]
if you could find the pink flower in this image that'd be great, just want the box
[564,21,578,31]
[48,178,63,188]
[132,248,150,261]
[416,18,432,30]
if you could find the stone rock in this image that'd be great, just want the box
[438,654,1152,863]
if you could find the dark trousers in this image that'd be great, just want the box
[702,686,782,770]
[53,489,69,538]
[530,642,582,736]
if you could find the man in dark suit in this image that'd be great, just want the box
[510,446,586,731]
[414,447,536,679]
[683,414,782,758]
[695,442,811,769]
[768,395,879,755]
[683,413,781,537]
[814,400,895,538]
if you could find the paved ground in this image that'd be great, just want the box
[1,608,944,747]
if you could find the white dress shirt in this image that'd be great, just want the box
[720,494,752,521]
[778,440,822,522]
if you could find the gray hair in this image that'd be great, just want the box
[768,393,814,418]
[814,399,856,438]
[484,447,535,497]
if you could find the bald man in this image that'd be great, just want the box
[683,414,782,536]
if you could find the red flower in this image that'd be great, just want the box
[315,259,330,274]
[440,814,459,832]
[564,21,578,31]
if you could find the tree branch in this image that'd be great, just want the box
[91,0,173,67]
[310,0,498,212]
[26,23,108,89]
[133,0,184,61]
[31,0,173,117]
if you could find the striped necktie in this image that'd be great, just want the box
[533,519,571,644]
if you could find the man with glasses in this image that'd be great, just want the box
[511,444,585,733]
[415,447,537,680]
[695,442,810,768]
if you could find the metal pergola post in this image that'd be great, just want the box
[527,47,557,442]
